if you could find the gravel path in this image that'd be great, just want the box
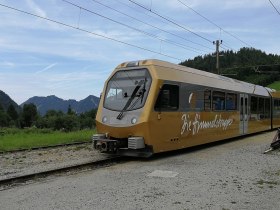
[0,131,279,210]
[0,143,109,180]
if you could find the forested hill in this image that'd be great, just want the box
[180,48,280,87]
[0,90,21,112]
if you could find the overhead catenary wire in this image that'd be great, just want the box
[268,0,280,15]
[0,3,184,62]
[176,0,252,49]
[90,0,212,52]
[175,0,259,68]
[62,0,204,54]
[128,0,214,44]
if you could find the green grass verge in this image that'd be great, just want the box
[0,128,95,152]
[268,81,280,91]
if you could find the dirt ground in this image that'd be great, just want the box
[0,131,279,209]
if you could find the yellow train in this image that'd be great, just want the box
[93,59,280,157]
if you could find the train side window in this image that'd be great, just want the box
[155,84,179,111]
[187,90,204,111]
[250,97,258,120]
[204,90,211,111]
[274,99,278,110]
[212,91,225,111]
[226,93,237,110]
[265,98,270,118]
[274,99,280,117]
[258,98,265,119]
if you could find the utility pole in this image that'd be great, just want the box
[213,40,222,75]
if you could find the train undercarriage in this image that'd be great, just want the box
[92,134,153,157]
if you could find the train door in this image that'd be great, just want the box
[239,94,249,134]
[153,83,181,151]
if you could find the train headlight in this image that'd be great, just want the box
[102,116,108,123]
[131,117,137,124]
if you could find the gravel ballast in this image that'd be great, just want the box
[0,131,280,209]
[0,143,109,180]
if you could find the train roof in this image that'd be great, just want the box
[117,59,272,97]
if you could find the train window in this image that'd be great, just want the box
[259,98,265,119]
[212,91,225,111]
[250,96,258,120]
[251,96,258,113]
[226,93,237,110]
[106,88,123,100]
[155,84,179,111]
[274,100,278,110]
[204,90,211,111]
[265,98,270,118]
[186,90,204,111]
[251,97,270,120]
[104,69,152,111]
[273,99,280,117]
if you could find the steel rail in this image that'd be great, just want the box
[0,141,91,154]
[0,156,126,190]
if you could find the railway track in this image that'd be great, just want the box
[0,141,91,154]
[0,156,127,190]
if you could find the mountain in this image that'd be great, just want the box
[21,95,100,115]
[0,90,21,112]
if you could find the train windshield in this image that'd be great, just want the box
[104,69,152,112]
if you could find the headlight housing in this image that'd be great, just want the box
[102,116,108,123]
[131,117,137,124]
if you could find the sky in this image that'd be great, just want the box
[0,0,280,104]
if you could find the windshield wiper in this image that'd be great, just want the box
[141,78,147,103]
[116,80,145,120]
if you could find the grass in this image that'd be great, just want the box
[268,81,280,91]
[0,128,95,152]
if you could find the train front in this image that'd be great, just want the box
[93,61,153,157]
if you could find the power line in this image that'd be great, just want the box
[177,0,253,49]
[268,0,280,15]
[62,0,204,54]
[90,0,212,52]
[174,0,259,67]
[0,3,184,62]
[113,0,169,26]
[128,0,213,44]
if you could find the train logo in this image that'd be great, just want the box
[181,113,233,136]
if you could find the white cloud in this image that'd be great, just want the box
[0,61,15,67]
[26,0,47,17]
[35,63,57,74]
[0,0,279,104]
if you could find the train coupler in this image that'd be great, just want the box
[92,134,118,153]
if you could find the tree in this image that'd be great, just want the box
[63,115,80,131]
[7,104,18,121]
[67,105,75,115]
[21,103,38,127]
[0,110,10,127]
[80,108,97,129]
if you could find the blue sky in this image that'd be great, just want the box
[0,0,279,104]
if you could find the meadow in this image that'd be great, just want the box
[268,81,280,91]
[0,128,95,152]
